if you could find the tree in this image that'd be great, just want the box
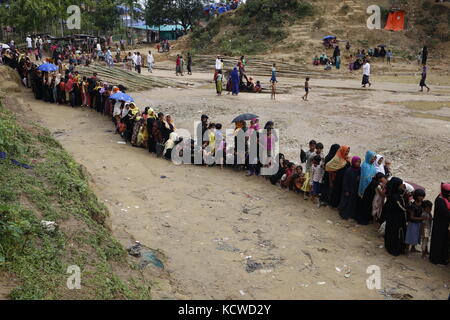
[172,0,204,33]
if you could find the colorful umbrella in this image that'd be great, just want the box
[109,92,134,102]
[232,113,259,123]
[37,63,58,72]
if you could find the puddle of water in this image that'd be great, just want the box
[400,101,450,111]
[410,112,450,122]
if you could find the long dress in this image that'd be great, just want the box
[339,167,360,220]
[429,196,450,265]
[357,178,378,225]
[384,195,407,256]
[231,68,240,95]
[330,164,349,208]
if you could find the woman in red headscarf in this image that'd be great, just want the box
[429,183,450,265]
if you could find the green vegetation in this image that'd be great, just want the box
[190,0,315,55]
[0,99,151,299]
[417,1,450,45]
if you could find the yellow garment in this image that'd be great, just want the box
[301,172,312,192]
[325,154,348,172]
[137,125,148,147]
[209,131,216,153]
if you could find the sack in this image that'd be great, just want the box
[300,149,307,163]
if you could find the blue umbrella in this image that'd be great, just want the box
[109,92,134,102]
[37,63,58,72]
[322,35,336,40]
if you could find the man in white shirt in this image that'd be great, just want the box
[131,52,137,70]
[215,55,221,72]
[147,50,154,73]
[26,36,32,50]
[135,52,142,74]
[362,60,371,88]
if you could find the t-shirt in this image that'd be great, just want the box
[147,54,154,64]
[215,59,221,70]
[26,37,32,48]
[312,164,325,183]
[136,55,142,66]
[363,63,371,76]
[96,43,101,51]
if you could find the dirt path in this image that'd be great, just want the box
[7,64,449,299]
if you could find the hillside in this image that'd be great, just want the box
[183,0,450,61]
[0,66,157,300]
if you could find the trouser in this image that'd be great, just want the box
[148,63,153,72]
[136,65,141,74]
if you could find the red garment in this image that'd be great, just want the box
[176,57,180,66]
[65,79,73,92]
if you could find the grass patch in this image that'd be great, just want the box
[190,0,314,55]
[0,100,151,299]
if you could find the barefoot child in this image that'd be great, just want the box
[302,77,310,101]
[420,200,433,258]
[310,155,325,207]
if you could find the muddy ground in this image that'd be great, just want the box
[1,57,449,299]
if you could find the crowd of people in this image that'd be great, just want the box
[212,56,265,97]
[2,41,449,267]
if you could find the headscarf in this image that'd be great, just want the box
[325,145,349,172]
[324,144,340,164]
[147,107,157,119]
[386,177,404,202]
[440,183,450,210]
[374,154,385,174]
[358,150,377,197]
[351,156,361,172]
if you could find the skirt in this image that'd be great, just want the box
[362,75,370,85]
[405,222,421,245]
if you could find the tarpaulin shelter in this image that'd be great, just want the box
[384,10,405,31]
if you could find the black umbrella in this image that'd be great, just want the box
[232,113,259,123]
[378,44,386,47]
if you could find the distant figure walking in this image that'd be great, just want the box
[421,46,428,65]
[302,77,310,101]
[419,64,430,92]
[187,52,192,75]
[362,60,371,88]
[147,51,154,73]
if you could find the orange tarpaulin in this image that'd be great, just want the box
[384,10,405,31]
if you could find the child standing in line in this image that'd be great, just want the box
[310,155,325,208]
[420,200,433,259]
[302,77,310,101]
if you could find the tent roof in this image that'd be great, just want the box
[130,23,189,32]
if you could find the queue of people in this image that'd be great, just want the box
[3,44,449,267]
